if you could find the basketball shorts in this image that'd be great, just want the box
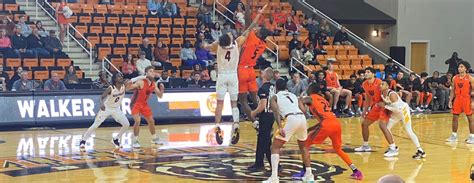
[238,67,258,93]
[366,105,390,122]
[305,119,342,149]
[216,72,239,101]
[274,114,308,142]
[452,97,472,115]
[131,103,153,117]
[96,107,128,123]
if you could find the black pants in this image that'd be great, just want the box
[255,112,274,167]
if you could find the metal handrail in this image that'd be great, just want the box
[265,37,280,69]
[102,57,121,77]
[290,57,311,79]
[36,0,94,76]
[300,0,414,76]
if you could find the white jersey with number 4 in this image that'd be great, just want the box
[103,85,125,108]
[216,41,240,73]
[275,90,302,117]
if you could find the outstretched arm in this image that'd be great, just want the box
[203,41,219,53]
[236,4,268,47]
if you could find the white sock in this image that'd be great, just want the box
[470,134,474,138]
[363,141,369,146]
[389,143,397,150]
[417,147,424,152]
[452,132,457,137]
[232,107,239,123]
[152,134,157,139]
[305,167,312,175]
[271,154,279,177]
[134,136,139,141]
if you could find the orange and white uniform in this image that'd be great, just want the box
[362,78,390,122]
[238,30,266,93]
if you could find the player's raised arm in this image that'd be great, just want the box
[203,41,219,53]
[236,4,268,47]
[154,82,164,99]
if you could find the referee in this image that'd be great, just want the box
[248,67,275,171]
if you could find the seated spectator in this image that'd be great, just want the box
[7,67,22,90]
[44,30,65,57]
[333,27,351,45]
[44,73,66,91]
[27,28,50,57]
[147,0,162,16]
[289,59,305,76]
[0,64,9,91]
[395,71,413,107]
[406,72,423,112]
[11,25,34,58]
[284,17,298,36]
[343,74,364,114]
[192,64,210,81]
[288,34,301,51]
[181,40,206,67]
[272,7,286,25]
[157,71,170,83]
[287,72,305,96]
[210,63,217,82]
[264,17,282,36]
[419,72,433,110]
[136,51,152,75]
[122,54,138,79]
[195,42,215,66]
[225,0,242,24]
[304,17,320,37]
[314,70,333,107]
[187,72,205,87]
[210,22,222,42]
[234,4,245,35]
[93,71,110,89]
[17,15,32,37]
[197,5,212,26]
[270,70,281,84]
[140,38,154,61]
[445,52,461,75]
[385,59,400,79]
[386,74,396,90]
[160,0,178,17]
[326,62,354,115]
[438,72,452,110]
[303,43,318,66]
[64,65,79,84]
[320,19,331,36]
[0,29,14,57]
[12,71,35,92]
[197,24,213,43]
[291,42,304,61]
[222,22,237,39]
[153,40,173,70]
[426,71,448,111]
[35,21,48,38]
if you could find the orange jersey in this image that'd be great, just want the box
[325,71,339,88]
[308,94,337,121]
[453,74,472,98]
[131,79,156,105]
[362,78,383,106]
[239,30,266,67]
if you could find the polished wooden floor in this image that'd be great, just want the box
[0,113,473,182]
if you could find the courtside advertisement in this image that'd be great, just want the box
[0,91,231,124]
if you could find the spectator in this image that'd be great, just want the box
[0,64,9,91]
[445,52,461,75]
[64,65,79,84]
[0,29,13,57]
[302,71,317,92]
[195,42,215,66]
[210,22,222,42]
[122,54,138,79]
[44,30,65,57]
[234,4,245,35]
[222,22,237,39]
[256,52,272,69]
[44,73,66,91]
[287,72,305,96]
[192,64,210,81]
[303,43,318,66]
[140,38,154,61]
[385,59,400,79]
[35,21,48,38]
[314,70,333,107]
[56,0,69,44]
[7,67,22,90]
[17,15,32,37]
[251,6,265,26]
[197,5,212,26]
[394,71,413,108]
[197,24,213,43]
[326,62,354,115]
[270,70,281,84]
[290,58,305,76]
[153,40,173,70]
[284,17,298,36]
[210,62,217,82]
[160,0,178,17]
[156,71,169,83]
[27,28,50,57]
[264,17,281,36]
[296,15,305,28]
[333,27,351,45]
[407,72,423,112]
[12,71,35,92]
[343,74,364,114]
[438,72,452,110]
[289,10,297,23]
[93,71,110,89]
[147,0,162,16]
[320,19,331,36]
[304,17,319,37]
[291,42,304,61]
[419,72,433,110]
[272,7,286,25]
[426,71,447,111]
[11,25,34,58]
[187,72,205,87]
[288,34,301,51]
[136,51,152,75]
[181,40,206,67]
[226,0,242,24]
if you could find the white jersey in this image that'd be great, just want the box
[383,90,410,122]
[217,40,240,73]
[275,90,302,117]
[103,85,125,108]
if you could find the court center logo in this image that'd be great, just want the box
[206,93,218,114]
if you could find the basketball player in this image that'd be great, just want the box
[238,26,272,132]
[379,80,426,159]
[446,61,474,143]
[293,83,363,180]
[204,4,268,145]
[80,73,138,149]
[129,66,165,148]
[355,67,397,156]
[265,79,313,182]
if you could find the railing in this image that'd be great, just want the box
[290,57,311,79]
[34,0,94,76]
[265,38,280,69]
[299,0,415,76]
[102,57,121,77]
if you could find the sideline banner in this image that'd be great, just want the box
[0,90,231,124]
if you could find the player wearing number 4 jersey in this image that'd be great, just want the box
[80,72,141,150]
[204,4,268,145]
